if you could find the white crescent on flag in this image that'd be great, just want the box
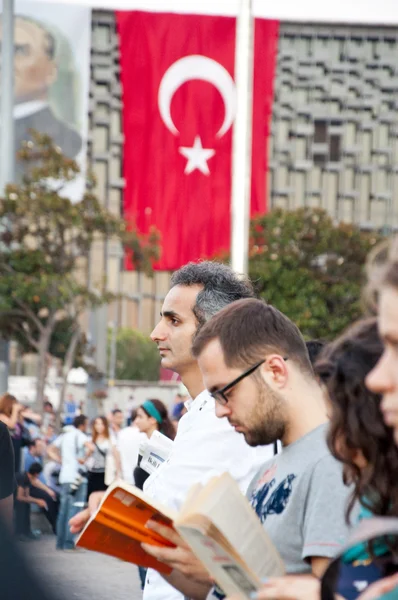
[158,55,236,139]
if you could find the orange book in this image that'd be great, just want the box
[77,475,284,599]
[76,480,177,573]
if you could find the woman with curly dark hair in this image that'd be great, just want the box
[318,318,398,525]
[248,318,398,600]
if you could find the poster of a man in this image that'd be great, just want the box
[0,1,90,199]
[13,16,82,173]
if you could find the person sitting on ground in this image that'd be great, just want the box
[243,318,398,600]
[23,439,47,483]
[15,462,58,539]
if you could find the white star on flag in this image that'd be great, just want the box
[179,136,215,175]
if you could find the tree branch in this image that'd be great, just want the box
[13,323,40,352]
[13,298,44,333]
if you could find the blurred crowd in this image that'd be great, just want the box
[0,390,183,546]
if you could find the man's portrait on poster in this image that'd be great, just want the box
[0,14,83,181]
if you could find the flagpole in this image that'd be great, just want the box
[231,0,253,276]
[0,0,15,394]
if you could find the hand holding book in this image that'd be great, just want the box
[143,520,213,583]
[76,474,284,599]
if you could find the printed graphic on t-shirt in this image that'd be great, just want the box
[250,465,296,523]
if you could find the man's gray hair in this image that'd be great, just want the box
[170,261,255,328]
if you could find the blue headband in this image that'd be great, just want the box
[142,400,162,424]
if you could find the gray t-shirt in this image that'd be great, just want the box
[208,424,351,600]
[247,423,350,573]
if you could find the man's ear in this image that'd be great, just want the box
[262,354,289,387]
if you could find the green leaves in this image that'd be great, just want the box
[109,328,160,381]
[248,208,382,340]
[0,130,159,363]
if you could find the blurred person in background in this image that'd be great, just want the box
[47,415,88,550]
[133,400,176,491]
[109,408,124,444]
[125,395,135,426]
[243,318,398,600]
[134,399,176,442]
[306,340,326,367]
[15,462,58,539]
[42,459,61,497]
[114,409,144,485]
[0,393,39,472]
[42,400,55,430]
[63,393,78,426]
[43,423,57,445]
[133,400,175,590]
[23,439,46,482]
[0,420,15,527]
[85,416,111,499]
[22,406,42,440]
[171,384,189,426]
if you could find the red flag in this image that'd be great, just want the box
[117,11,279,270]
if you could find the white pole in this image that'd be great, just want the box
[230,0,253,276]
[0,0,15,190]
[0,0,15,394]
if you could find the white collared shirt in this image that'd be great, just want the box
[54,427,87,485]
[143,389,274,600]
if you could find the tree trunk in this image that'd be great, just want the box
[55,325,82,428]
[34,316,56,413]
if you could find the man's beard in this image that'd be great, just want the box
[243,379,286,447]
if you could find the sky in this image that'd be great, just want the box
[23,0,398,25]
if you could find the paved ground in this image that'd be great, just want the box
[20,535,142,600]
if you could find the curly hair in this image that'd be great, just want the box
[170,261,255,329]
[316,318,398,527]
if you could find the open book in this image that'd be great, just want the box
[76,473,284,598]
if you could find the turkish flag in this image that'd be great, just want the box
[117,11,279,270]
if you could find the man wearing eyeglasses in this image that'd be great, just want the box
[144,298,350,600]
[69,262,273,600]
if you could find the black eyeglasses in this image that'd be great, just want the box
[210,357,288,406]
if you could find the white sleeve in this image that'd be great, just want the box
[53,435,63,449]
[77,431,87,449]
